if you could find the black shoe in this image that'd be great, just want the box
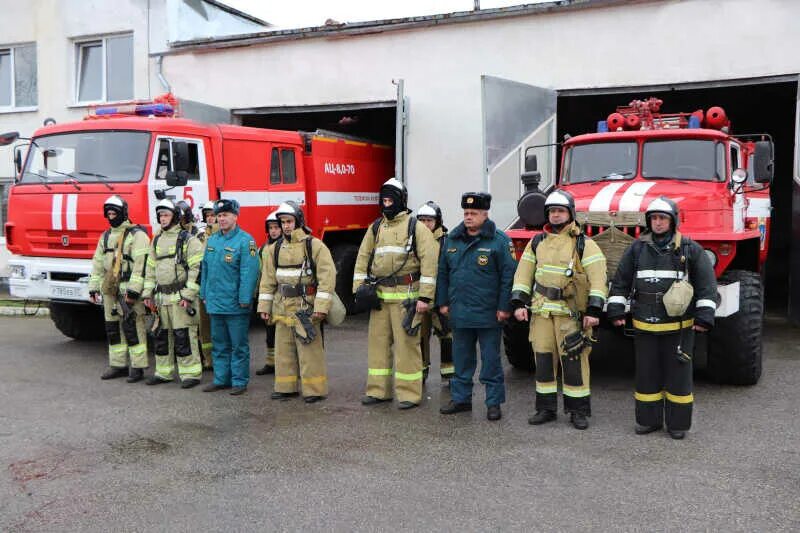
[304,395,325,403]
[668,429,686,440]
[440,401,472,414]
[271,391,299,400]
[487,405,502,421]
[635,424,662,435]
[203,383,231,392]
[361,395,392,406]
[229,386,247,396]
[255,365,275,376]
[528,410,557,425]
[570,412,589,430]
[101,367,128,380]
[398,401,419,410]
[126,368,144,383]
[146,376,171,386]
[181,379,201,389]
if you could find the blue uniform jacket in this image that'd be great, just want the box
[436,219,516,329]
[200,225,260,315]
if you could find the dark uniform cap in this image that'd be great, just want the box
[214,198,240,215]
[461,192,492,210]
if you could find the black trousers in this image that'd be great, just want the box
[634,329,694,431]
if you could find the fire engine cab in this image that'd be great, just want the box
[1,95,393,340]
[505,98,774,385]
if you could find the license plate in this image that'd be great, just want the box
[51,286,79,299]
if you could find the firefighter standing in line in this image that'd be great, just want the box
[88,195,151,382]
[258,202,336,402]
[196,200,217,370]
[199,199,260,395]
[511,190,607,430]
[607,197,717,440]
[142,199,205,388]
[176,201,206,368]
[255,210,282,376]
[437,192,516,421]
[355,178,438,410]
[415,201,454,384]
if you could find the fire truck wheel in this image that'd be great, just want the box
[331,243,359,315]
[706,270,763,385]
[503,316,535,372]
[49,302,106,341]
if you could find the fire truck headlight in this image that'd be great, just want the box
[703,249,718,268]
[9,265,26,279]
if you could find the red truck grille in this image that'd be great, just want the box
[584,224,642,238]
[27,230,100,253]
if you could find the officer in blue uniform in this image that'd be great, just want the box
[199,199,260,395]
[436,192,516,421]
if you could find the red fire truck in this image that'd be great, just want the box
[505,98,774,385]
[1,96,393,340]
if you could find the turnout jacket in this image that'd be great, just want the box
[353,211,438,302]
[88,220,150,298]
[199,225,260,314]
[607,231,717,333]
[141,225,204,304]
[510,222,607,318]
[435,219,516,328]
[257,228,336,317]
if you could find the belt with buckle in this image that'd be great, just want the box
[634,291,663,304]
[534,283,563,301]
[377,272,420,287]
[279,284,317,297]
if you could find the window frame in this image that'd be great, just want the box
[269,146,301,186]
[0,42,37,112]
[74,33,133,105]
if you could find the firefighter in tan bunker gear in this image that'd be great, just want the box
[88,195,151,382]
[511,190,607,430]
[255,210,282,376]
[141,199,205,388]
[355,178,439,410]
[258,202,336,403]
[196,200,217,369]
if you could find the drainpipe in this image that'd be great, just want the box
[156,55,172,93]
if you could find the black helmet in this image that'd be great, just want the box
[155,198,179,229]
[275,201,309,232]
[104,195,128,227]
[175,200,194,226]
[543,189,576,222]
[416,201,443,229]
[645,196,680,231]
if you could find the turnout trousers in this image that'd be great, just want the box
[365,302,423,404]
[531,314,592,416]
[634,330,694,431]
[102,295,148,370]
[273,320,327,397]
[209,313,251,388]
[420,313,454,379]
[152,303,203,382]
[451,327,505,407]
[264,322,276,367]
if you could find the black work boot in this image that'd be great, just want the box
[570,412,589,430]
[304,395,325,403]
[487,405,502,421]
[398,401,419,410]
[361,395,392,406]
[528,410,557,425]
[668,429,686,440]
[203,383,231,392]
[272,391,299,400]
[440,401,472,415]
[255,364,275,376]
[101,367,128,380]
[229,386,247,396]
[146,375,171,386]
[181,379,201,389]
[126,368,144,383]
[635,424,662,435]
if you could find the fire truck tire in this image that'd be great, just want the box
[331,243,359,315]
[49,302,106,341]
[503,316,535,372]
[706,270,763,385]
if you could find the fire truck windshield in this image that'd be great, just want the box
[642,139,722,181]
[20,131,151,185]
[563,142,636,184]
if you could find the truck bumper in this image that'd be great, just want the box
[7,256,94,303]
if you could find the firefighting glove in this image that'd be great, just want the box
[402,298,422,336]
[294,309,317,345]
[431,309,451,337]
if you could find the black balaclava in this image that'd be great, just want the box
[382,189,404,220]
[106,207,125,228]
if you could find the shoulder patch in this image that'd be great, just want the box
[249,240,257,257]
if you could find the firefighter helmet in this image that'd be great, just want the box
[380,178,408,210]
[175,200,194,226]
[275,201,308,231]
[200,200,215,215]
[155,198,179,229]
[416,201,443,229]
[645,196,680,231]
[544,189,576,222]
[103,195,128,227]
[264,210,280,233]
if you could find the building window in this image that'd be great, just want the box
[75,34,133,104]
[0,43,37,109]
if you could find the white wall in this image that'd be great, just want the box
[161,0,800,227]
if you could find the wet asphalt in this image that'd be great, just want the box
[0,313,798,531]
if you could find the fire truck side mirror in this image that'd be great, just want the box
[0,131,20,146]
[172,141,191,172]
[165,170,189,188]
[13,146,24,176]
[521,152,542,192]
[753,140,774,183]
[525,153,538,173]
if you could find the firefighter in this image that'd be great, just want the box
[355,178,438,410]
[176,200,209,369]
[511,190,607,430]
[255,210,282,376]
[607,197,717,440]
[415,201,454,384]
[88,195,151,382]
[199,199,260,395]
[141,199,205,388]
[257,202,336,402]
[200,201,218,234]
[196,200,217,369]
[437,192,517,421]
